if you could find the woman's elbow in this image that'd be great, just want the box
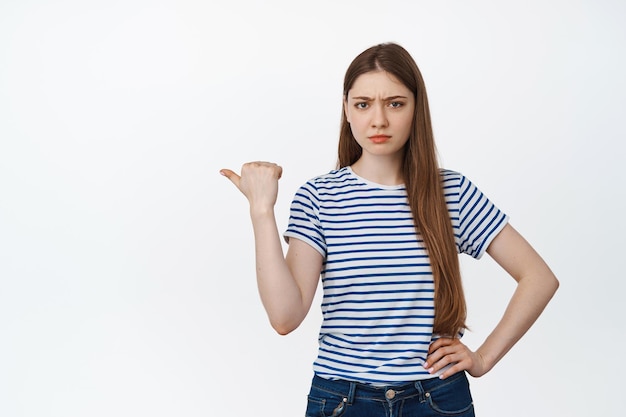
[272,325,297,336]
[538,270,559,300]
[270,319,300,336]
[550,274,560,294]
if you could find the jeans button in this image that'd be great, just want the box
[385,389,396,400]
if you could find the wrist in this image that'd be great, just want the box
[475,347,497,373]
[250,205,275,220]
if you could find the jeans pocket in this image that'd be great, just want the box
[305,389,348,417]
[425,373,474,416]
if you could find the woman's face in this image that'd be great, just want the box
[344,70,415,162]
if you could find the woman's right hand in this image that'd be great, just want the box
[220,162,283,213]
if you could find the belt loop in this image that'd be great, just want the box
[346,381,357,405]
[414,380,426,402]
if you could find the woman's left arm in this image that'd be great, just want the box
[424,223,559,379]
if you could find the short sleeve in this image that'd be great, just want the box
[456,174,509,259]
[283,181,327,257]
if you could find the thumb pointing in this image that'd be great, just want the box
[219,168,241,189]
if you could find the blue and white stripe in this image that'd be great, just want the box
[284,167,508,384]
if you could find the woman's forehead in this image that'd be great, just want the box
[348,71,411,98]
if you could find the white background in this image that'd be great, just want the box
[1,0,625,416]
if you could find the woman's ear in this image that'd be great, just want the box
[343,97,350,124]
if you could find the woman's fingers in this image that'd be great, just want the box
[427,336,452,354]
[424,341,452,370]
[220,162,283,210]
[424,338,488,379]
[424,338,475,379]
[240,161,282,178]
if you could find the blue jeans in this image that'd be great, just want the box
[305,372,475,417]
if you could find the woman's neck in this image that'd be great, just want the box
[351,155,404,186]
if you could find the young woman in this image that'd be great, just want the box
[220,43,558,417]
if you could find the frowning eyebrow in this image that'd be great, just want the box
[350,95,409,101]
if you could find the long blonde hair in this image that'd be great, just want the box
[338,43,466,336]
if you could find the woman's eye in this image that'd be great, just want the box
[389,101,404,108]
[355,102,368,109]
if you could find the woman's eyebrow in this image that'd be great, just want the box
[350,95,408,100]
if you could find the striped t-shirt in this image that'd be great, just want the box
[283,166,508,385]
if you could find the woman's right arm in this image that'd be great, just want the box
[221,162,323,335]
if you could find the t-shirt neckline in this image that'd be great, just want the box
[345,166,406,190]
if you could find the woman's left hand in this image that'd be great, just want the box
[424,338,489,379]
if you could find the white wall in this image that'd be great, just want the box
[1,0,624,415]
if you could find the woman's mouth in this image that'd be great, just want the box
[369,135,391,144]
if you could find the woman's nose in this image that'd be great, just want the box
[371,104,388,128]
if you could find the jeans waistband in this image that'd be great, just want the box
[310,372,467,405]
